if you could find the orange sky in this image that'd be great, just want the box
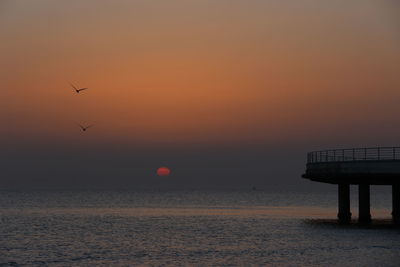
[1,0,400,147]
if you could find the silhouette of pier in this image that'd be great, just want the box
[302,147,400,223]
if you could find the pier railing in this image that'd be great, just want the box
[307,147,400,164]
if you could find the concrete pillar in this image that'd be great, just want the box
[338,184,351,223]
[358,184,371,223]
[392,184,400,224]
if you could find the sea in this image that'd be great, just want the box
[0,190,399,266]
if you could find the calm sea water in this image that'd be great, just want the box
[0,190,399,266]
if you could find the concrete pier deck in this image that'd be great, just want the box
[302,147,400,223]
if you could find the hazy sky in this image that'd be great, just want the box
[1,0,400,190]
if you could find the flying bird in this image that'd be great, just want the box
[77,124,94,132]
[69,82,89,93]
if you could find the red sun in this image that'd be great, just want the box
[157,167,171,176]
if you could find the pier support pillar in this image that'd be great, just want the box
[338,184,351,223]
[358,184,371,223]
[392,184,400,224]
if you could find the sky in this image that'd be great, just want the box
[1,0,400,190]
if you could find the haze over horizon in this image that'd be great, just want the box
[1,0,400,190]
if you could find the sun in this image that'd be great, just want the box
[157,167,171,176]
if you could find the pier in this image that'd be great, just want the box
[302,147,400,223]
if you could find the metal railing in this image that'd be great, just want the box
[307,147,400,164]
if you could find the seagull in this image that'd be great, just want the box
[69,82,89,93]
[77,124,94,132]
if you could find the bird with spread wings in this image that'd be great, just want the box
[77,124,94,132]
[69,82,89,93]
